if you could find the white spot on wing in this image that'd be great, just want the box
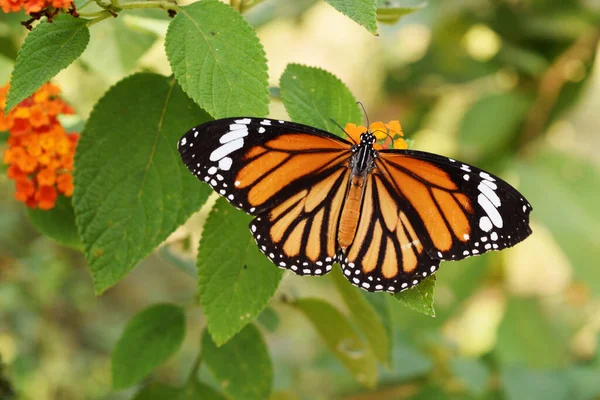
[210,139,244,161]
[235,118,251,124]
[478,194,503,228]
[219,157,233,171]
[479,216,493,232]
[220,126,248,144]
[207,166,217,175]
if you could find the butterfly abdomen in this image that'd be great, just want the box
[338,175,366,249]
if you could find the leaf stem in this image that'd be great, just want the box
[86,11,113,26]
[119,0,179,11]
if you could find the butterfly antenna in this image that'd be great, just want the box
[357,101,370,131]
[330,118,358,145]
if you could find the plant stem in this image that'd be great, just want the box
[186,351,203,385]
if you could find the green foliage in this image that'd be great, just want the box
[293,298,378,387]
[450,357,490,397]
[330,267,391,365]
[459,92,532,161]
[501,367,570,400]
[26,196,81,249]
[517,150,600,295]
[197,198,283,346]
[496,297,567,368]
[376,0,426,25]
[111,303,186,389]
[394,275,436,317]
[165,0,269,118]
[280,63,362,133]
[6,15,89,112]
[73,73,212,293]
[202,324,272,400]
[2,0,600,398]
[325,0,378,34]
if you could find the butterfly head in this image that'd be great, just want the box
[360,131,376,146]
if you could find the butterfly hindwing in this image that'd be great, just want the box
[338,173,441,292]
[251,167,350,276]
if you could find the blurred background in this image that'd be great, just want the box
[1,0,600,398]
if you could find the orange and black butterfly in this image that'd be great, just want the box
[178,118,532,293]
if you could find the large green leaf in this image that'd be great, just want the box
[394,275,436,317]
[73,73,212,293]
[202,324,272,400]
[26,195,81,249]
[325,0,378,34]
[293,298,378,387]
[197,198,283,346]
[517,149,600,295]
[280,64,362,134]
[330,268,391,365]
[6,15,89,112]
[165,0,269,118]
[112,303,186,389]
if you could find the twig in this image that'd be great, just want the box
[519,29,600,149]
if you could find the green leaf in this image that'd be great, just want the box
[293,298,378,387]
[450,357,490,396]
[280,63,362,133]
[188,381,229,400]
[330,268,391,366]
[73,73,212,294]
[517,149,600,295]
[325,0,378,34]
[495,297,567,368]
[197,198,283,346]
[458,92,531,161]
[501,367,570,400]
[112,303,186,389]
[202,324,272,400]
[165,0,269,118]
[132,383,183,400]
[26,195,81,249]
[376,0,426,25]
[6,15,90,112]
[393,275,436,316]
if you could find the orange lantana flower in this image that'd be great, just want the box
[0,0,72,14]
[344,120,407,150]
[1,82,78,210]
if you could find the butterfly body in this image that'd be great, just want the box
[179,117,532,293]
[339,132,378,249]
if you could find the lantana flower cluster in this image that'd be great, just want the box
[1,83,78,210]
[1,0,71,14]
[345,120,408,150]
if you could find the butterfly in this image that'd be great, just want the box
[178,117,532,293]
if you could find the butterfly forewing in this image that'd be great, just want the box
[178,118,352,215]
